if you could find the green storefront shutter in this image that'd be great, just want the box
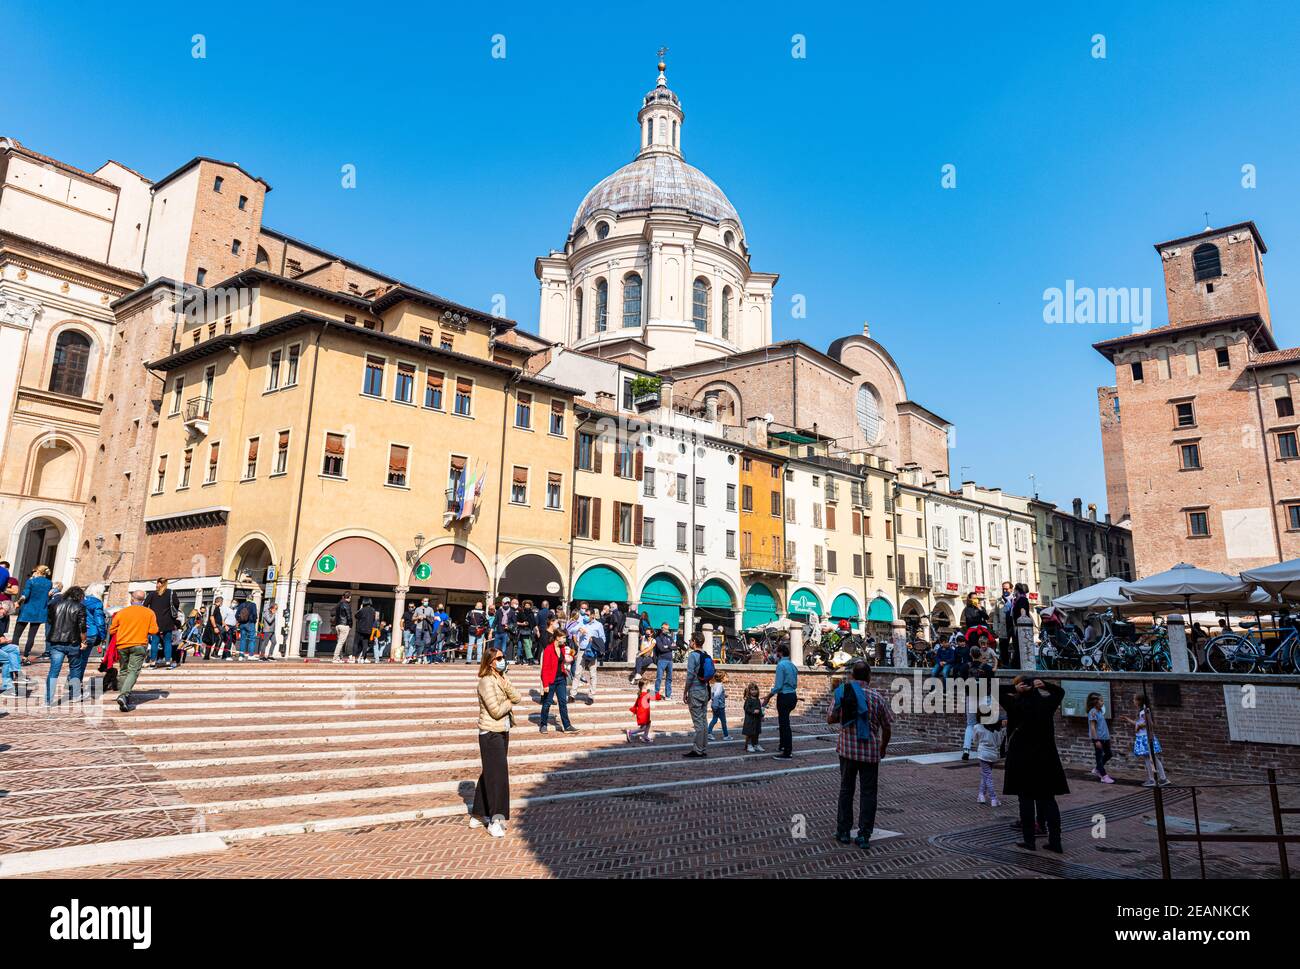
[830,593,860,629]
[742,583,778,629]
[787,587,823,618]
[639,574,684,631]
[866,597,895,623]
[572,565,628,604]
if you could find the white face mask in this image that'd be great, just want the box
[494,659,507,672]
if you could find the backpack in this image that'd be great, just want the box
[583,639,599,661]
[837,682,873,742]
[236,601,256,624]
[697,651,716,682]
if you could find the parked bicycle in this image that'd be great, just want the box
[1204,620,1299,674]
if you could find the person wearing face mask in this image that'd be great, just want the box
[469,646,521,838]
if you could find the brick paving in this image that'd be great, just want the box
[1,661,1294,878]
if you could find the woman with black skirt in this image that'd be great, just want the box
[470,645,521,838]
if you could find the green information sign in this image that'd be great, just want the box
[414,562,432,581]
[309,618,320,633]
[317,554,337,575]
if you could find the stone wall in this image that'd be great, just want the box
[610,662,1300,783]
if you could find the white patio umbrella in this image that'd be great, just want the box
[1240,558,1300,601]
[1120,563,1252,606]
[1051,577,1132,612]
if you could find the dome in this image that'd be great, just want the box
[571,153,742,236]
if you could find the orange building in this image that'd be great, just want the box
[737,447,787,627]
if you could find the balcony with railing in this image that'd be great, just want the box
[183,396,212,434]
[900,571,930,590]
[741,551,793,576]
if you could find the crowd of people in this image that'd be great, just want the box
[1,558,1175,856]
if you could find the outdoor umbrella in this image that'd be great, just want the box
[1051,577,1132,612]
[1240,558,1300,601]
[1120,563,1253,611]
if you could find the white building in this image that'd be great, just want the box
[534,59,777,370]
[534,344,744,634]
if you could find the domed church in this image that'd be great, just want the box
[535,58,777,369]
[534,58,952,485]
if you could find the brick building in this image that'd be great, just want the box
[1095,221,1297,577]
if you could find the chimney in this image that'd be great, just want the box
[934,472,950,493]
[1072,498,1083,517]
[961,481,976,500]
[1104,512,1112,525]
[1088,502,1098,521]
[746,416,768,448]
[705,394,718,422]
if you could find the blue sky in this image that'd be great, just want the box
[7,1,1300,513]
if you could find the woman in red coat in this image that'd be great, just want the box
[538,632,576,733]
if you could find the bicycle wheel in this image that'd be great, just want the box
[1205,635,1258,674]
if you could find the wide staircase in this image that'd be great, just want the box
[1,660,934,873]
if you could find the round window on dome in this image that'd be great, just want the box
[596,221,610,240]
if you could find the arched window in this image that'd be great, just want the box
[724,230,735,248]
[595,279,608,332]
[855,384,883,444]
[622,273,642,328]
[721,286,732,341]
[1193,243,1221,281]
[574,288,584,340]
[596,221,610,240]
[49,330,91,397]
[255,246,270,267]
[645,119,652,146]
[672,120,679,147]
[692,278,709,332]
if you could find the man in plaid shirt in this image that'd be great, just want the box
[827,660,892,848]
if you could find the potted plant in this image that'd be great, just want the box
[630,375,662,410]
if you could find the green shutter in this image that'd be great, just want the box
[741,583,778,629]
[572,565,628,604]
[866,596,895,623]
[786,587,823,618]
[830,593,860,628]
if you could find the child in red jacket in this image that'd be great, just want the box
[626,674,653,744]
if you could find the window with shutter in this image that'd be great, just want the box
[425,370,445,409]
[454,377,473,415]
[546,472,562,510]
[154,455,167,493]
[388,445,409,487]
[550,399,565,435]
[322,433,345,477]
[274,431,289,474]
[245,437,259,479]
[179,449,193,489]
[206,443,220,483]
[511,466,528,504]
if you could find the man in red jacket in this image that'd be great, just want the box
[538,632,576,734]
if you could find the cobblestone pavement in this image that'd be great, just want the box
[1,661,1292,878]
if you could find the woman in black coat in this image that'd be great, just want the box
[1000,674,1067,853]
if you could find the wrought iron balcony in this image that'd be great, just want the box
[740,552,793,576]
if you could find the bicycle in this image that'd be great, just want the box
[1204,621,1298,674]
